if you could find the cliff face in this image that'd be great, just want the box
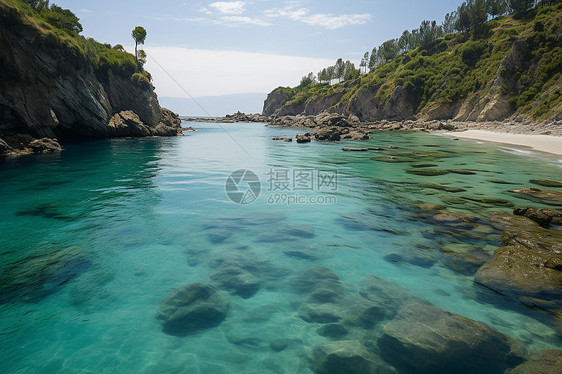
[0,1,181,156]
[263,4,562,123]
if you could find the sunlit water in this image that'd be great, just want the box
[1,123,561,373]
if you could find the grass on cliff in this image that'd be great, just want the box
[276,2,562,120]
[1,0,143,82]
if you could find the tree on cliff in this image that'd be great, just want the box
[508,0,536,14]
[132,26,147,72]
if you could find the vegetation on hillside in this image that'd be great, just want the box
[1,0,152,87]
[273,0,561,120]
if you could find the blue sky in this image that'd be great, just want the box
[54,0,464,100]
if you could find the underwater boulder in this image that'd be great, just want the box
[507,349,562,374]
[311,340,397,374]
[157,283,229,336]
[378,302,527,374]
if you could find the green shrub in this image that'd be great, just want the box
[131,72,151,89]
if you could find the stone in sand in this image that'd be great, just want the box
[378,302,527,374]
[156,283,229,336]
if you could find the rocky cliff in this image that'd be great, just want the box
[0,0,182,157]
[263,4,562,123]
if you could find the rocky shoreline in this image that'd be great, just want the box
[188,111,562,138]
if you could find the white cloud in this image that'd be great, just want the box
[209,1,246,15]
[219,16,272,27]
[143,46,334,100]
[264,7,371,30]
[200,7,213,15]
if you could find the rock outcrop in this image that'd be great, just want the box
[0,1,182,157]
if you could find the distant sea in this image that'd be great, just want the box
[159,93,267,117]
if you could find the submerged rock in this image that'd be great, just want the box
[317,324,349,339]
[424,183,467,193]
[342,147,369,152]
[210,265,260,299]
[378,302,527,374]
[311,341,396,374]
[359,275,421,319]
[0,246,92,304]
[462,197,514,207]
[448,169,477,175]
[406,169,450,176]
[474,215,562,311]
[529,179,562,188]
[442,249,493,276]
[507,349,562,374]
[156,283,229,336]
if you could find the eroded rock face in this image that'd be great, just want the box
[0,1,182,155]
[157,283,229,336]
[378,302,527,374]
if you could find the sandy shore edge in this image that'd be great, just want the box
[437,130,562,157]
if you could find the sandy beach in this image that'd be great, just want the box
[440,130,562,157]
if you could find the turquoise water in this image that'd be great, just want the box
[1,123,561,373]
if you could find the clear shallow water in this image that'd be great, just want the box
[0,123,561,373]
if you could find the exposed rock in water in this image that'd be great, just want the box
[513,206,562,228]
[507,349,562,374]
[509,188,562,206]
[156,283,229,336]
[378,302,527,374]
[315,127,342,141]
[28,138,62,153]
[342,147,368,152]
[311,341,397,374]
[296,134,312,143]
